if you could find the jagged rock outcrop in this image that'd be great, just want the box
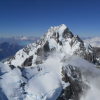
[94,47,100,58]
[21,55,33,66]
[36,47,44,56]
[70,35,84,47]
[62,28,74,39]
[43,41,50,53]
[59,41,62,45]
[9,65,15,70]
[57,65,89,100]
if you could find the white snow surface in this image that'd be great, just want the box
[1,53,100,100]
[0,53,74,100]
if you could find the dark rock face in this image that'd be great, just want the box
[52,32,61,45]
[21,74,27,79]
[21,82,26,87]
[62,28,74,39]
[70,35,84,47]
[22,41,50,66]
[43,41,50,59]
[69,36,99,66]
[23,45,32,55]
[35,56,43,65]
[52,32,57,40]
[53,32,56,36]
[43,41,50,53]
[84,51,99,65]
[59,41,62,45]
[35,48,44,65]
[9,65,15,70]
[57,32,59,39]
[62,67,69,83]
[21,56,33,66]
[17,66,23,72]
[36,48,44,56]
[57,65,89,100]
[94,47,100,58]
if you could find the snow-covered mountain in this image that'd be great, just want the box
[5,24,99,66]
[0,24,100,100]
[83,37,100,47]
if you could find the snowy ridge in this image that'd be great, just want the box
[5,24,96,66]
[36,24,67,46]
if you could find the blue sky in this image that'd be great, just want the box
[0,0,100,37]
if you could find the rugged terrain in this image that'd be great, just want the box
[5,24,100,66]
[0,24,100,100]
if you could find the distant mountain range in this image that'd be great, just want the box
[0,36,40,61]
[0,36,40,46]
[0,42,23,61]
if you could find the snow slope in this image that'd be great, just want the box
[1,54,64,100]
[1,52,100,100]
[0,55,71,100]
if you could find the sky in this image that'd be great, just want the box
[0,0,100,37]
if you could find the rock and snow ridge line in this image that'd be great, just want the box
[5,24,99,67]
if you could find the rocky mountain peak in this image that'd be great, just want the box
[70,35,84,47]
[5,24,100,67]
